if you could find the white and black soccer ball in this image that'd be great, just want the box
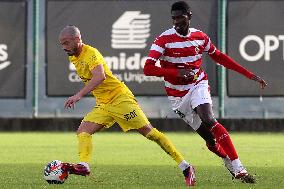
[43,160,68,184]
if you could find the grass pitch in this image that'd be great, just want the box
[0,132,283,189]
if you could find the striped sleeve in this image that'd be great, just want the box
[144,35,178,78]
[203,33,216,55]
[147,36,166,62]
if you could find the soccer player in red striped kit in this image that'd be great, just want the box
[144,1,267,184]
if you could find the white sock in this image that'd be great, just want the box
[231,158,245,173]
[178,160,190,171]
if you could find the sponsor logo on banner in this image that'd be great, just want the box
[239,35,284,61]
[0,44,11,70]
[106,11,163,84]
[111,11,150,49]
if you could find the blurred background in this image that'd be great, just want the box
[0,0,284,132]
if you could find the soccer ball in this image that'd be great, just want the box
[43,160,69,184]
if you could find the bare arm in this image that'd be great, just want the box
[64,64,106,109]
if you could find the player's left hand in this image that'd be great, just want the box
[250,75,267,89]
[64,94,81,109]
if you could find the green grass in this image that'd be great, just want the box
[0,132,283,189]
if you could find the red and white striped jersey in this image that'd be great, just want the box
[146,27,215,98]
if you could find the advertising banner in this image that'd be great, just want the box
[47,0,217,96]
[227,0,284,96]
[0,1,26,98]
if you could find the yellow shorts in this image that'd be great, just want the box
[83,93,150,132]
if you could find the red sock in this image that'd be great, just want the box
[210,122,238,160]
[206,142,227,158]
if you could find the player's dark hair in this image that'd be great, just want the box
[171,1,191,14]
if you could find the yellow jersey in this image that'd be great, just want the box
[69,44,133,104]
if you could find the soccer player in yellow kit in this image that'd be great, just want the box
[58,25,196,186]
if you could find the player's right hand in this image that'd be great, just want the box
[64,94,81,109]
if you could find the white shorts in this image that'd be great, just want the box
[168,81,212,131]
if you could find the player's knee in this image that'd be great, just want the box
[138,124,153,136]
[201,116,217,128]
[76,127,87,135]
[77,121,104,135]
[206,139,216,148]
[76,126,93,135]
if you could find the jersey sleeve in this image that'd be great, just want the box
[203,33,216,55]
[87,48,105,71]
[147,36,166,61]
[201,31,253,79]
[144,35,179,78]
[209,48,254,79]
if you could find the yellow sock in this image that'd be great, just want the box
[77,132,93,163]
[146,128,184,164]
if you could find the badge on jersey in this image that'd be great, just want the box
[195,47,200,54]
